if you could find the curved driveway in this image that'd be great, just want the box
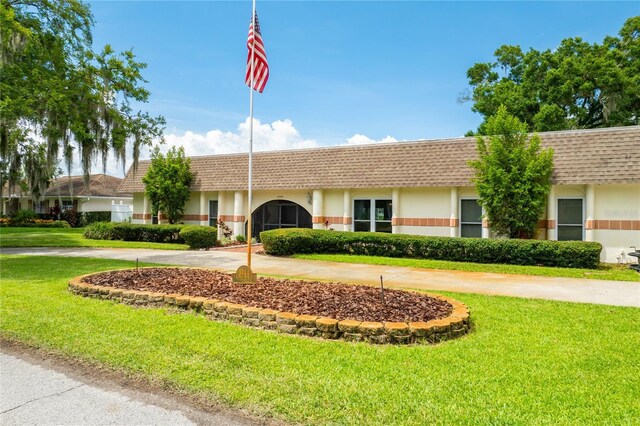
[3,247,639,307]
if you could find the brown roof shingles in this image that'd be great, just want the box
[119,126,640,193]
[44,174,129,197]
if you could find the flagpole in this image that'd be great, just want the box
[247,0,256,270]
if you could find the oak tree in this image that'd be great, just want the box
[462,16,640,135]
[0,0,164,203]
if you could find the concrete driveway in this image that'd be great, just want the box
[3,247,639,307]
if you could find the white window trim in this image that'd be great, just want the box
[459,198,483,238]
[556,197,585,241]
[352,198,392,232]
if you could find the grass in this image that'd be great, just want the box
[293,253,640,282]
[1,254,639,425]
[0,227,189,250]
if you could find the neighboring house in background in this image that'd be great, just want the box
[2,174,132,217]
[119,126,640,263]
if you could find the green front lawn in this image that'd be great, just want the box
[293,253,640,282]
[1,255,638,425]
[0,227,189,250]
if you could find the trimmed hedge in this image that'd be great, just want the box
[84,222,186,243]
[81,211,112,226]
[179,226,217,249]
[260,228,602,269]
[0,219,71,228]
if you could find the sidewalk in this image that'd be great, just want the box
[0,348,254,426]
[2,247,639,307]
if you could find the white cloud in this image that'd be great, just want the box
[161,117,317,156]
[60,118,399,178]
[343,134,398,146]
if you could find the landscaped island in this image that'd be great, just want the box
[70,267,471,344]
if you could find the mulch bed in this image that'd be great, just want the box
[82,268,452,323]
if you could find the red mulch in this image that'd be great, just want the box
[82,268,452,323]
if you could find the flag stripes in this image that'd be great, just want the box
[245,12,269,93]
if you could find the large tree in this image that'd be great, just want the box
[0,0,164,203]
[461,16,640,135]
[142,146,193,224]
[469,106,554,239]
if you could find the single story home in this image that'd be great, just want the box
[2,174,132,216]
[119,126,640,263]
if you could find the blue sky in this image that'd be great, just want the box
[86,1,638,172]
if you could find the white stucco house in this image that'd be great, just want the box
[2,174,132,216]
[120,126,640,263]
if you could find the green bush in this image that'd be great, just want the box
[260,229,602,269]
[80,211,112,226]
[10,209,37,224]
[61,209,81,227]
[0,216,70,228]
[84,223,186,243]
[179,226,217,249]
[83,222,116,239]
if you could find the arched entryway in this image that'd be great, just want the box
[249,200,312,241]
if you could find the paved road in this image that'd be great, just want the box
[0,350,254,426]
[3,247,639,307]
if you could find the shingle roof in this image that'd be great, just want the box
[44,174,130,197]
[119,126,640,193]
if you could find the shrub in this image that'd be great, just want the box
[61,209,81,227]
[84,223,186,243]
[80,211,111,226]
[10,209,37,224]
[1,220,70,228]
[0,216,70,228]
[83,222,117,239]
[260,229,602,269]
[217,219,233,239]
[235,234,246,243]
[179,226,217,249]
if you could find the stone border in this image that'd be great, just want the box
[68,269,471,345]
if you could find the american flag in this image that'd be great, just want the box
[245,12,269,93]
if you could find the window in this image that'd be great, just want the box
[34,201,47,214]
[557,198,583,241]
[264,202,300,230]
[61,200,74,211]
[354,200,371,231]
[353,199,392,233]
[209,200,218,226]
[460,199,482,238]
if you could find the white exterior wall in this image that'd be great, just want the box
[323,190,345,230]
[77,197,132,212]
[398,188,450,217]
[182,193,200,216]
[250,190,310,216]
[554,185,586,199]
[592,184,640,263]
[132,193,146,224]
[218,191,235,217]
[128,183,639,264]
[395,188,451,236]
[177,192,200,225]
